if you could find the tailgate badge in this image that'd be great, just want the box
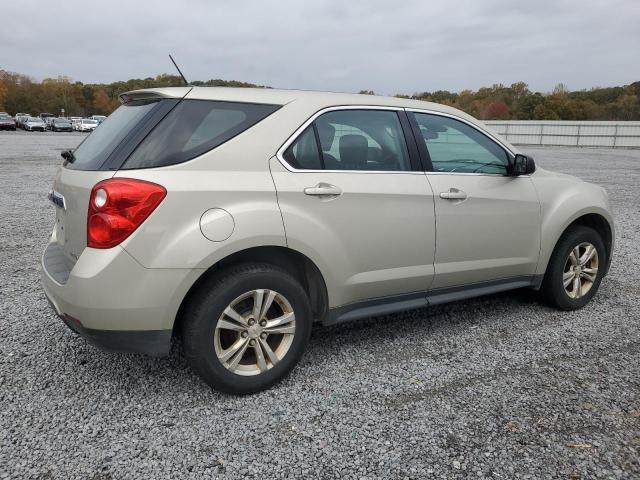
[48,190,66,210]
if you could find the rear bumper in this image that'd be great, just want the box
[52,303,172,356]
[42,238,200,357]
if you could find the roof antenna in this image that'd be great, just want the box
[169,54,190,86]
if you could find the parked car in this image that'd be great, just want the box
[90,115,107,124]
[23,116,47,131]
[15,114,31,129]
[50,118,73,132]
[39,113,55,121]
[44,117,56,130]
[0,113,17,131]
[75,118,98,132]
[42,87,614,394]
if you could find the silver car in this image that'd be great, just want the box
[42,87,614,394]
[24,116,47,132]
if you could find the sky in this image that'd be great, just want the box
[2,0,639,95]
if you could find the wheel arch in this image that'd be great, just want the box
[539,210,614,280]
[173,246,329,335]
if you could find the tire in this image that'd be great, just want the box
[541,225,606,310]
[181,263,313,394]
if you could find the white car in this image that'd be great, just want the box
[90,115,107,124]
[76,119,98,132]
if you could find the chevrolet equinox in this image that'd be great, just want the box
[42,87,614,394]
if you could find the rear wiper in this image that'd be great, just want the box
[61,150,75,163]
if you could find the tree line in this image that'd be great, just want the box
[1,69,639,120]
[0,71,265,118]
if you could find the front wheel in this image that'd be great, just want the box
[541,225,606,310]
[181,263,312,394]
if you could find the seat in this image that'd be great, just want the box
[339,134,368,170]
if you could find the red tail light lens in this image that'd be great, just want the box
[87,178,166,249]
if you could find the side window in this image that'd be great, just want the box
[282,126,322,169]
[315,110,410,171]
[412,113,509,174]
[123,100,280,169]
[282,109,411,171]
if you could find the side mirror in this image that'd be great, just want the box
[512,154,535,176]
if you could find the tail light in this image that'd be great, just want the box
[87,178,166,249]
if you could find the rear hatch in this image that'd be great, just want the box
[49,89,189,265]
[48,86,281,267]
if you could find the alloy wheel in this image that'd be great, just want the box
[563,242,599,299]
[214,289,296,376]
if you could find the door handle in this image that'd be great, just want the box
[439,188,467,200]
[304,183,342,197]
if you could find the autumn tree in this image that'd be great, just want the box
[0,79,7,111]
[1,69,639,120]
[484,101,510,119]
[92,88,118,115]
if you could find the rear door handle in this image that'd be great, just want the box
[439,188,467,200]
[304,183,342,197]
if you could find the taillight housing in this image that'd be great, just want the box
[87,178,166,249]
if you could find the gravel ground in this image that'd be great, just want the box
[0,131,639,479]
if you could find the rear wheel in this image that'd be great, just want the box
[541,225,606,310]
[181,263,312,394]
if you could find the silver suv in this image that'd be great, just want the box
[42,87,614,394]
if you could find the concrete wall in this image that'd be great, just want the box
[484,121,640,148]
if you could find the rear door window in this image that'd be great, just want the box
[282,109,412,171]
[315,110,411,171]
[122,100,280,169]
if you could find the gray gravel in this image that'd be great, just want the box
[1,131,639,479]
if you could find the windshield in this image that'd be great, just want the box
[68,100,161,170]
[84,119,98,124]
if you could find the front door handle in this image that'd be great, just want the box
[439,188,467,200]
[304,183,342,197]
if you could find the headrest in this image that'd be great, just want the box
[339,134,368,168]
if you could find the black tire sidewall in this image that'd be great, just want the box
[183,265,312,394]
[544,226,606,310]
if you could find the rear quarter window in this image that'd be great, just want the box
[67,99,160,170]
[122,100,280,169]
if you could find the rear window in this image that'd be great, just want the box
[68,100,160,170]
[122,100,279,169]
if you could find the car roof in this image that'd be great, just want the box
[119,86,518,153]
[121,86,475,120]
